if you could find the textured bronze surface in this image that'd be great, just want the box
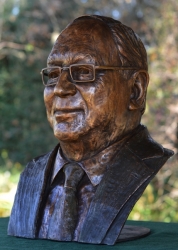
[8,15,173,245]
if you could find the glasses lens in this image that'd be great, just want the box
[42,67,60,86]
[71,65,94,82]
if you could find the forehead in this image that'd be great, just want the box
[47,18,117,66]
[47,46,96,66]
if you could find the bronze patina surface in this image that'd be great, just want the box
[8,15,173,245]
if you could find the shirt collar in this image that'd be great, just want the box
[52,139,126,186]
[79,139,125,186]
[51,148,67,183]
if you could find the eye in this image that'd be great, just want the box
[71,65,94,82]
[77,67,90,75]
[48,70,59,79]
[42,68,60,86]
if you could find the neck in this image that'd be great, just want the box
[60,133,107,162]
[59,125,140,162]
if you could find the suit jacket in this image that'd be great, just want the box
[8,126,173,245]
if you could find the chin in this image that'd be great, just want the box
[53,123,87,142]
[54,132,79,142]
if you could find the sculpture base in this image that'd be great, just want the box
[117,225,150,242]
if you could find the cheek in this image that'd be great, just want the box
[77,79,109,109]
[112,83,131,124]
[91,79,114,113]
[93,85,108,107]
[44,87,54,111]
[77,83,112,127]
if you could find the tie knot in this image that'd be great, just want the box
[63,162,84,190]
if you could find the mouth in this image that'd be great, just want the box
[54,108,83,115]
[54,108,84,121]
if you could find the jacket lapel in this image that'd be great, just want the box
[78,144,154,244]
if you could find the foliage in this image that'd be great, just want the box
[0,0,178,220]
[129,157,178,222]
[0,167,20,217]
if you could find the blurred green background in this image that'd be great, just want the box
[0,0,178,221]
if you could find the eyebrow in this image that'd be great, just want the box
[47,52,95,66]
[47,52,63,66]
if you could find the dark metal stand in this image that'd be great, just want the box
[117,225,150,242]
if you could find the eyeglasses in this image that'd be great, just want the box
[40,64,140,86]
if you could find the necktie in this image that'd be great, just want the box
[48,162,84,241]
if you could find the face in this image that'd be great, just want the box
[44,19,133,144]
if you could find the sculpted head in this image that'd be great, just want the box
[43,15,149,159]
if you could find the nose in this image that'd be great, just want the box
[54,70,77,97]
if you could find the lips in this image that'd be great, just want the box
[54,108,84,121]
[54,108,83,115]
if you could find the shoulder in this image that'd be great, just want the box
[125,125,174,170]
[8,144,60,237]
[21,144,59,177]
[126,125,173,159]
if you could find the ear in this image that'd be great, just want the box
[129,70,149,111]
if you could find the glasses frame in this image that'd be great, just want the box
[40,64,140,86]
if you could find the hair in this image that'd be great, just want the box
[72,15,148,79]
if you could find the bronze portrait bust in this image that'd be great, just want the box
[8,15,173,245]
